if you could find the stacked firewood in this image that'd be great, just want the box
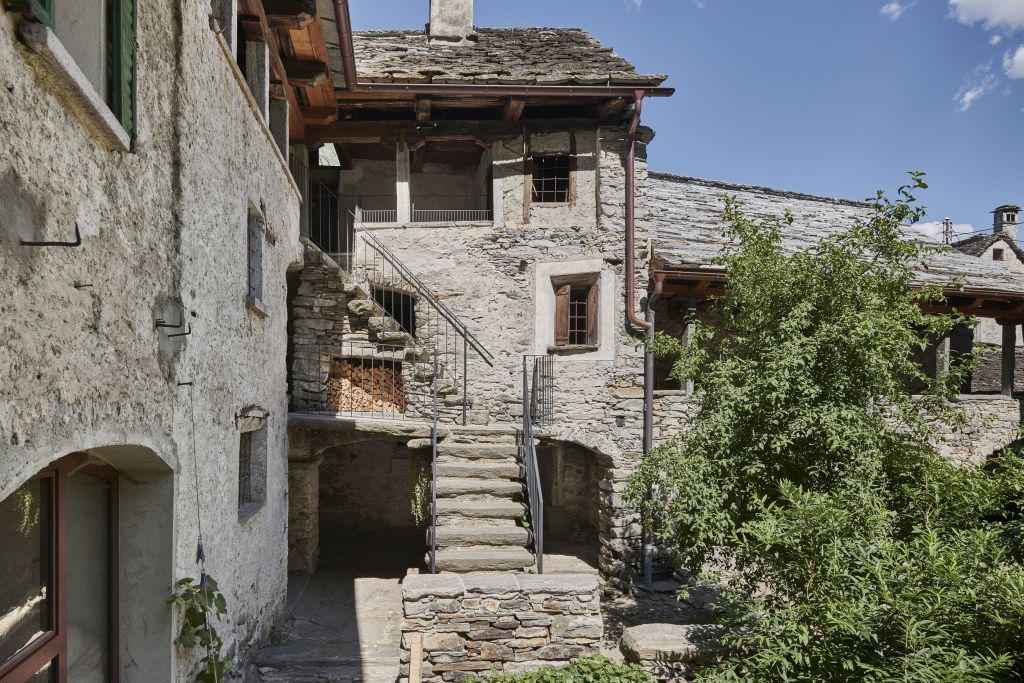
[325,358,407,413]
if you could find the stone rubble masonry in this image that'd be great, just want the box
[399,573,602,683]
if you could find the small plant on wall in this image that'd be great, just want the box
[410,452,431,527]
[166,575,233,683]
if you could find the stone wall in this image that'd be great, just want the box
[931,394,1022,466]
[1,2,301,678]
[400,573,602,682]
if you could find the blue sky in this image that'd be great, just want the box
[350,1,1024,240]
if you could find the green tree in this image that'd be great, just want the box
[627,175,1024,681]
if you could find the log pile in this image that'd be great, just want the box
[325,358,407,413]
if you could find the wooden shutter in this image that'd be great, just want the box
[554,284,570,346]
[585,284,599,346]
[21,0,55,27]
[107,0,137,136]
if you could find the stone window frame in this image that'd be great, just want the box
[246,203,267,317]
[11,1,136,150]
[993,248,1005,262]
[237,411,268,521]
[534,259,615,361]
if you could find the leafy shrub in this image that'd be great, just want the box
[465,655,653,682]
[629,176,1024,681]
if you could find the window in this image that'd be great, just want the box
[246,207,265,311]
[554,283,598,347]
[0,457,118,683]
[238,431,253,507]
[1007,212,1018,225]
[994,248,1005,261]
[532,156,571,203]
[238,423,266,519]
[372,287,416,337]
[15,0,137,137]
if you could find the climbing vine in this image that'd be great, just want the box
[410,453,431,527]
[166,575,232,683]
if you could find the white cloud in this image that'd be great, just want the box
[949,0,1024,31]
[954,63,999,110]
[991,34,1004,45]
[1004,45,1024,78]
[881,1,914,21]
[913,221,977,242]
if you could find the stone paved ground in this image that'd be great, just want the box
[253,540,420,683]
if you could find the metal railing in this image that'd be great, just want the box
[310,179,356,270]
[291,341,446,421]
[357,207,398,224]
[521,355,548,573]
[530,355,554,426]
[305,180,495,425]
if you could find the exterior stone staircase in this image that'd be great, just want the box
[429,430,537,572]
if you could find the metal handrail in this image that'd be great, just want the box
[522,356,545,573]
[354,222,496,367]
[430,349,439,573]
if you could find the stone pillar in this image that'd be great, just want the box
[245,40,270,122]
[936,335,951,381]
[396,141,411,224]
[269,99,289,162]
[1001,323,1016,396]
[684,298,697,396]
[288,459,320,575]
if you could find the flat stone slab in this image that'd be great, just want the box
[432,525,530,547]
[620,623,726,664]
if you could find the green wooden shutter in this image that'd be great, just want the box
[8,0,55,27]
[107,0,136,136]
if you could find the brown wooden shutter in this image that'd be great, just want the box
[586,284,599,346]
[554,285,570,346]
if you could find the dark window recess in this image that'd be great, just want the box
[238,432,253,507]
[554,283,598,347]
[247,212,264,302]
[532,156,571,203]
[372,287,416,337]
[994,248,1005,262]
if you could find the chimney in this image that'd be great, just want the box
[994,204,1021,242]
[428,0,474,42]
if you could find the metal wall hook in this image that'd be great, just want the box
[167,323,192,338]
[156,313,183,329]
[73,283,93,289]
[21,223,82,248]
[177,381,193,387]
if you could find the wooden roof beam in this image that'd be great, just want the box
[503,98,525,121]
[415,97,432,123]
[237,0,305,139]
[264,0,316,29]
[282,57,329,88]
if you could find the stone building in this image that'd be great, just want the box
[3,0,1024,681]
[0,0,315,679]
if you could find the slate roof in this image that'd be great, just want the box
[348,28,667,86]
[645,172,1024,297]
[952,232,1024,263]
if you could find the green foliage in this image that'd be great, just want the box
[628,175,1024,681]
[410,453,430,527]
[166,575,233,683]
[465,655,653,683]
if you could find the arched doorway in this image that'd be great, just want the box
[0,447,173,683]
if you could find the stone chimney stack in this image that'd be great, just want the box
[994,204,1021,242]
[429,0,474,42]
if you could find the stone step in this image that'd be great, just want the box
[428,525,531,548]
[435,498,526,519]
[436,478,523,498]
[436,461,523,479]
[431,548,535,572]
[436,443,520,459]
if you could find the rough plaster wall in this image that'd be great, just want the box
[345,157,395,210]
[0,2,301,678]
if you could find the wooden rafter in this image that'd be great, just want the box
[237,0,305,140]
[503,98,525,121]
[281,57,329,87]
[415,97,432,123]
[264,0,316,29]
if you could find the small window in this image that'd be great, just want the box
[247,208,265,308]
[372,287,416,337]
[238,431,253,507]
[16,0,137,136]
[532,156,571,203]
[993,248,1005,262]
[1007,212,1018,224]
[238,424,266,518]
[554,282,598,347]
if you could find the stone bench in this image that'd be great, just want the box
[620,623,727,682]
